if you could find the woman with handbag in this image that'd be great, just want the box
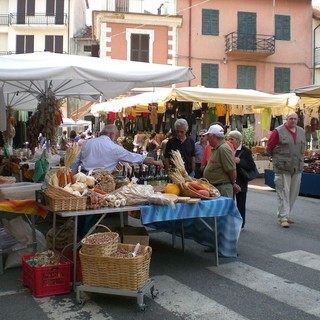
[228,130,257,228]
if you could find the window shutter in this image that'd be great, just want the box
[131,34,149,62]
[91,44,100,57]
[275,15,290,40]
[274,67,290,93]
[46,0,54,16]
[201,64,219,88]
[45,35,54,52]
[16,35,25,53]
[17,0,26,24]
[237,65,256,89]
[26,35,34,53]
[55,0,64,24]
[27,0,35,16]
[202,9,219,36]
[55,35,63,53]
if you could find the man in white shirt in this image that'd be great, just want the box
[72,124,163,173]
[71,124,163,239]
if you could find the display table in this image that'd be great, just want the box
[0,200,48,274]
[50,197,242,288]
[140,197,242,259]
[264,169,320,197]
[254,160,272,174]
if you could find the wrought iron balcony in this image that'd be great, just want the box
[225,32,275,56]
[10,13,67,26]
[0,14,9,26]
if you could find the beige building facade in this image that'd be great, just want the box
[0,0,88,55]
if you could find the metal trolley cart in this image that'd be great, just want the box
[76,278,158,311]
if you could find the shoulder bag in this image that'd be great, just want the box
[237,150,259,181]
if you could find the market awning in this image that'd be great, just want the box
[91,87,299,115]
[294,84,320,109]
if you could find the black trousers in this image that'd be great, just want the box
[235,191,247,227]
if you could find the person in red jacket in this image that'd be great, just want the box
[266,112,306,228]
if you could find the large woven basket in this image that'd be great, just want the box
[79,243,152,290]
[81,225,119,256]
[180,178,220,199]
[44,184,87,211]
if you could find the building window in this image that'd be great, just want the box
[17,0,35,24]
[237,65,256,89]
[274,67,290,93]
[237,12,256,50]
[83,45,92,52]
[126,29,154,63]
[45,35,63,53]
[46,0,65,25]
[115,0,129,12]
[16,35,34,53]
[275,15,290,40]
[201,64,219,88]
[202,9,219,36]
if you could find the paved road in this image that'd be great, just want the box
[1,179,320,320]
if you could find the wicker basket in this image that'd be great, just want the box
[92,169,115,193]
[81,225,119,256]
[44,184,87,211]
[180,178,220,199]
[79,243,152,290]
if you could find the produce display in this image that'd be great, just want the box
[27,250,61,267]
[303,150,320,174]
[168,150,220,199]
[28,92,63,154]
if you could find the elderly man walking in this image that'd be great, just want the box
[266,112,306,228]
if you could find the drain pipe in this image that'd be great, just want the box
[313,23,320,84]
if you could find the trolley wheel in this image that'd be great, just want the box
[151,288,159,299]
[139,304,146,312]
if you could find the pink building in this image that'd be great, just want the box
[177,0,313,92]
[92,0,313,93]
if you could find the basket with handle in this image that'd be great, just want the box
[44,184,87,211]
[79,243,152,290]
[80,224,119,256]
[180,178,220,199]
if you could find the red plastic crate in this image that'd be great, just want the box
[22,254,71,298]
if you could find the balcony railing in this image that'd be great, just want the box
[10,13,67,26]
[0,14,9,26]
[225,32,275,55]
[103,0,176,15]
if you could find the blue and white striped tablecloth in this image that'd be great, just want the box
[140,196,242,257]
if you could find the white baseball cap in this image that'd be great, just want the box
[204,124,225,138]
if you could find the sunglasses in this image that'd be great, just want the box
[199,135,206,137]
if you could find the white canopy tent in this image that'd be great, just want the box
[169,87,299,107]
[0,52,194,131]
[294,84,320,109]
[91,88,173,115]
[91,87,299,115]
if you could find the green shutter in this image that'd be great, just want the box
[201,64,219,88]
[275,15,290,41]
[274,67,290,93]
[202,9,219,36]
[237,65,256,89]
